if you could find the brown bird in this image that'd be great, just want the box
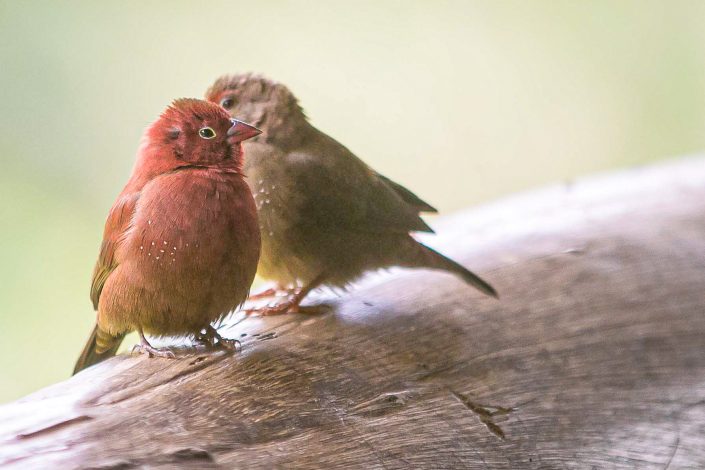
[73,99,262,374]
[205,74,497,315]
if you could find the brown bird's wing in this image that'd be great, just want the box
[90,193,139,309]
[287,141,435,235]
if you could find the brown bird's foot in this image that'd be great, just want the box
[247,285,294,300]
[195,325,241,351]
[243,300,298,316]
[132,330,176,359]
[247,286,283,300]
[243,287,304,316]
[244,274,328,316]
[243,298,328,316]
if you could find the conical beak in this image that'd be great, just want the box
[227,119,262,143]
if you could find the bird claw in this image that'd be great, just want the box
[195,326,241,351]
[132,343,176,359]
[194,333,216,348]
[218,337,241,351]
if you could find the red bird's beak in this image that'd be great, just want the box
[227,119,262,143]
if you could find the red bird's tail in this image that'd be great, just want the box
[407,241,498,298]
[73,324,125,375]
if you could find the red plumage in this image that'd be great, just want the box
[74,99,261,374]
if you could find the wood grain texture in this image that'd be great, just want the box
[2,156,705,469]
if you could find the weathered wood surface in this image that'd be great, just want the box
[2,157,705,469]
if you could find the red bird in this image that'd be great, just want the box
[73,99,261,374]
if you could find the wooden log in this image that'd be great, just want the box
[1,157,705,469]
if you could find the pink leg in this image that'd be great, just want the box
[132,329,176,358]
[247,284,299,301]
[243,274,327,316]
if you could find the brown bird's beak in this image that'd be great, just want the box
[227,119,262,143]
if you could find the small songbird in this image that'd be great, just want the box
[73,99,262,374]
[205,74,497,315]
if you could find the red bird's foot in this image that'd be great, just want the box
[218,336,241,351]
[132,343,176,359]
[195,325,241,351]
[133,330,176,358]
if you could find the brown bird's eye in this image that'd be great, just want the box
[220,97,235,110]
[198,127,216,139]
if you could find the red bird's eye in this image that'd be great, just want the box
[220,97,235,110]
[198,127,216,139]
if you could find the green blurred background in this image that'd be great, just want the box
[1,1,704,403]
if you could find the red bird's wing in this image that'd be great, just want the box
[90,193,139,310]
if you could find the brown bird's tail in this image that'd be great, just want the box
[73,324,125,375]
[407,241,498,298]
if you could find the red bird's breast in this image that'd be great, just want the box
[100,168,260,336]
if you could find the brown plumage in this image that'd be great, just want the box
[74,99,262,374]
[205,74,496,314]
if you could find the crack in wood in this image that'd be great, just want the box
[15,415,93,440]
[449,390,516,440]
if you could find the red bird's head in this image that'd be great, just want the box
[149,98,260,166]
[128,99,261,188]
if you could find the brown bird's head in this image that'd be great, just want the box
[205,74,309,149]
